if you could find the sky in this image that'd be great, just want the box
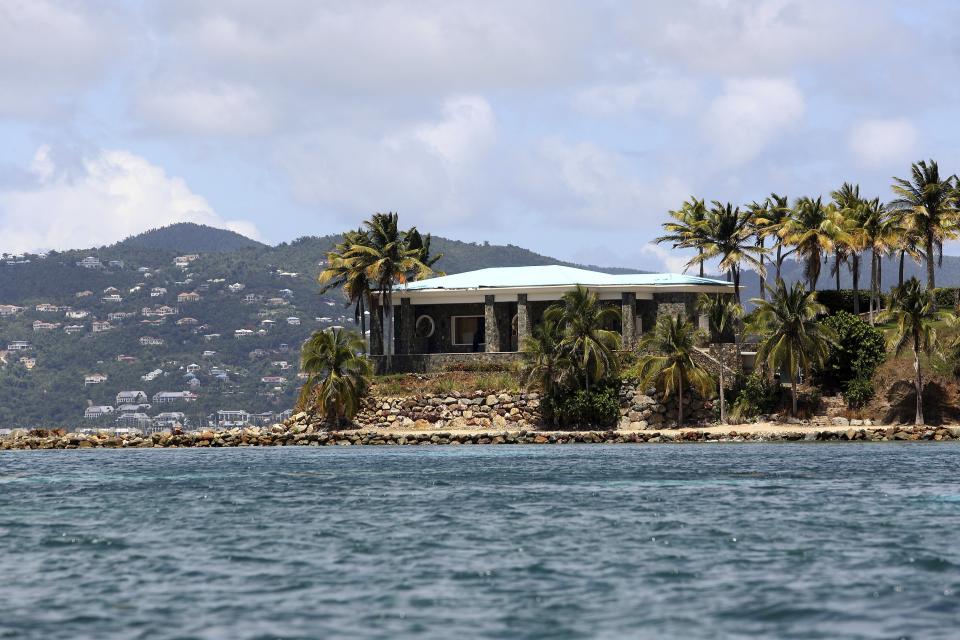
[1,0,959,271]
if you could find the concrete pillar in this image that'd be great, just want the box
[484,295,500,353]
[517,294,532,351]
[399,298,414,354]
[368,298,383,356]
[621,292,636,348]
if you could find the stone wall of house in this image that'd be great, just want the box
[371,352,524,375]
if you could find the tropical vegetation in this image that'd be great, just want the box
[298,328,373,426]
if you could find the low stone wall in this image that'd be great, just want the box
[371,352,523,374]
[354,390,540,430]
[3,424,959,450]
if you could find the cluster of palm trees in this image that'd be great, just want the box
[656,159,960,320]
[318,212,440,356]
[520,285,622,425]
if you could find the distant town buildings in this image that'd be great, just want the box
[84,405,114,419]
[92,321,113,333]
[64,324,85,335]
[116,391,148,405]
[0,305,24,317]
[139,336,165,346]
[33,320,60,332]
[177,292,201,303]
[85,373,108,385]
[76,256,103,269]
[152,391,198,404]
[6,341,31,351]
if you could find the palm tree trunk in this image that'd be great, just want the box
[835,250,841,291]
[775,245,783,284]
[869,251,877,325]
[851,254,860,315]
[678,377,684,427]
[926,233,936,292]
[383,291,395,359]
[759,253,765,300]
[698,248,704,278]
[790,347,798,417]
[732,267,741,304]
[899,250,905,288]
[914,341,924,426]
[717,347,726,424]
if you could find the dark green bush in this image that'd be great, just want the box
[817,311,886,392]
[545,382,620,428]
[730,371,780,420]
[843,376,874,408]
[816,289,873,315]
[932,287,960,310]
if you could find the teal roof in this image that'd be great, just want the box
[398,265,731,291]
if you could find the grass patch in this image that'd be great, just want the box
[371,370,523,397]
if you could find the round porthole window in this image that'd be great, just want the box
[415,315,435,338]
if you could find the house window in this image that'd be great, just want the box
[415,315,435,338]
[452,316,484,346]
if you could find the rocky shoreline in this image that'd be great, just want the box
[2,423,960,450]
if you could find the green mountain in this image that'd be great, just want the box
[118,223,267,253]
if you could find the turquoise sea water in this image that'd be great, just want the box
[2,444,959,639]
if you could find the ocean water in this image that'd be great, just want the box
[1,444,959,640]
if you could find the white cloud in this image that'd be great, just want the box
[0,0,120,118]
[574,74,701,118]
[639,243,696,274]
[702,77,805,166]
[0,146,259,253]
[277,95,499,227]
[135,81,276,136]
[848,118,919,169]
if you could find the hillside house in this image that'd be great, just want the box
[101,294,123,303]
[84,405,114,419]
[92,321,113,333]
[19,357,36,369]
[107,312,136,322]
[116,391,148,405]
[286,317,301,326]
[141,369,163,382]
[108,260,124,269]
[216,410,249,428]
[152,391,198,404]
[76,256,103,269]
[176,317,198,326]
[35,303,59,313]
[204,333,221,341]
[228,283,245,292]
[33,320,60,332]
[260,319,275,327]
[64,324,85,335]
[7,341,31,352]
[178,292,201,303]
[186,363,201,373]
[376,265,734,372]
[139,336,164,346]
[234,329,254,339]
[202,350,217,358]
[103,286,119,294]
[85,373,108,385]
[0,305,24,317]
[242,293,261,304]
[279,289,294,299]
[116,354,138,363]
[116,412,152,429]
[76,290,94,298]
[261,375,286,384]
[174,254,199,267]
[153,412,187,431]
[66,310,89,319]
[151,287,167,297]
[138,267,151,273]
[266,297,288,306]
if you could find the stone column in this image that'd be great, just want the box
[621,292,636,348]
[399,298,414,354]
[484,295,500,353]
[517,294,532,351]
[368,298,383,356]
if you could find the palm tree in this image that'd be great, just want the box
[656,197,709,277]
[351,212,435,358]
[763,193,794,284]
[697,294,741,424]
[890,159,959,293]
[318,229,374,350]
[298,328,373,426]
[695,201,765,303]
[830,183,870,308]
[519,317,573,424]
[879,278,940,426]
[749,280,836,416]
[746,200,770,300]
[635,314,714,427]
[860,198,898,323]
[545,285,621,392]
[779,196,847,292]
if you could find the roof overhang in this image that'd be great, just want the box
[397,282,732,305]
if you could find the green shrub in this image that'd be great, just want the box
[816,289,873,315]
[545,381,620,428]
[843,376,874,408]
[817,311,886,392]
[932,287,960,310]
[730,371,780,420]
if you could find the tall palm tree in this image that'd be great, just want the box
[830,183,870,312]
[749,280,836,416]
[695,201,765,303]
[890,159,959,293]
[656,197,709,277]
[298,328,373,426]
[763,193,794,284]
[545,285,621,392]
[635,314,714,427]
[779,196,847,292]
[351,213,435,358]
[697,294,741,424]
[746,200,770,300]
[860,198,898,323]
[318,229,374,349]
[879,278,940,426]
